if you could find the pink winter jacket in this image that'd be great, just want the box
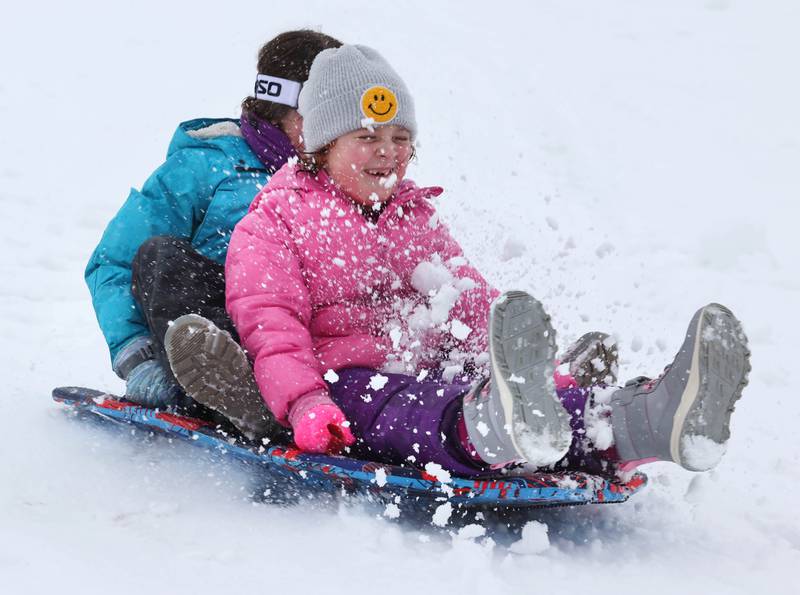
[225,163,500,428]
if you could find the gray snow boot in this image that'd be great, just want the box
[608,303,750,472]
[165,314,286,443]
[559,331,619,387]
[462,291,572,468]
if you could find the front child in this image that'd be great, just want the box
[166,45,750,477]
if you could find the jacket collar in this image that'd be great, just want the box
[253,162,445,217]
[313,167,443,210]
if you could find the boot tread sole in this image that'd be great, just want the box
[491,292,571,464]
[674,303,751,470]
[164,314,279,440]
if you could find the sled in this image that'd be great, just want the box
[53,386,646,510]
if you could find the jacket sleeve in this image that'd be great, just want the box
[225,194,334,426]
[85,148,222,367]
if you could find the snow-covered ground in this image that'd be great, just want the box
[3,1,799,592]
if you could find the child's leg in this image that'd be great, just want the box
[322,294,619,476]
[456,294,750,475]
[583,304,750,472]
[555,332,619,389]
[461,291,573,468]
[131,235,237,370]
[164,314,286,442]
[552,385,613,473]
[328,368,485,476]
[550,334,621,473]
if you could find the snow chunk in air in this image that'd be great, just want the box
[424,461,452,483]
[500,237,526,261]
[509,521,550,555]
[431,502,452,527]
[411,256,454,295]
[369,374,389,390]
[450,319,472,341]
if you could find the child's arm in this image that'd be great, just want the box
[85,148,224,374]
[225,194,337,428]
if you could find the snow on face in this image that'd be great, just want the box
[323,125,413,207]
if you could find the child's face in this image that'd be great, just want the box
[324,125,413,207]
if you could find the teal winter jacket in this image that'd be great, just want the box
[85,118,271,368]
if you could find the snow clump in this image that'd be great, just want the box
[584,385,616,450]
[369,374,389,390]
[424,461,452,484]
[509,521,550,555]
[382,254,484,376]
[514,423,571,468]
[456,524,487,541]
[450,319,472,341]
[682,434,727,470]
[431,502,453,527]
[379,172,398,188]
[500,237,526,261]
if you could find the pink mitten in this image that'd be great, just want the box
[553,359,578,391]
[292,403,356,454]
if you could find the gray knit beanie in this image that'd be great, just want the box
[298,44,417,152]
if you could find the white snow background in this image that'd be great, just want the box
[2,1,799,593]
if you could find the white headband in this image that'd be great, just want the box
[254,74,302,108]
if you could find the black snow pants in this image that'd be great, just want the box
[131,235,239,373]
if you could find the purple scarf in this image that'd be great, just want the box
[239,112,297,174]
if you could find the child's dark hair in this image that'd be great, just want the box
[241,30,342,127]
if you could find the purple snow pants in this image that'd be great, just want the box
[328,368,605,477]
[328,368,483,476]
[557,385,610,474]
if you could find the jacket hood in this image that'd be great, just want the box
[167,118,264,170]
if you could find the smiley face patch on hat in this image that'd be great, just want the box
[360,86,398,123]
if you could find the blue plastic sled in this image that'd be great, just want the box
[53,386,647,510]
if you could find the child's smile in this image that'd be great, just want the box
[364,166,394,178]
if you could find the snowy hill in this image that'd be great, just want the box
[2,1,798,593]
